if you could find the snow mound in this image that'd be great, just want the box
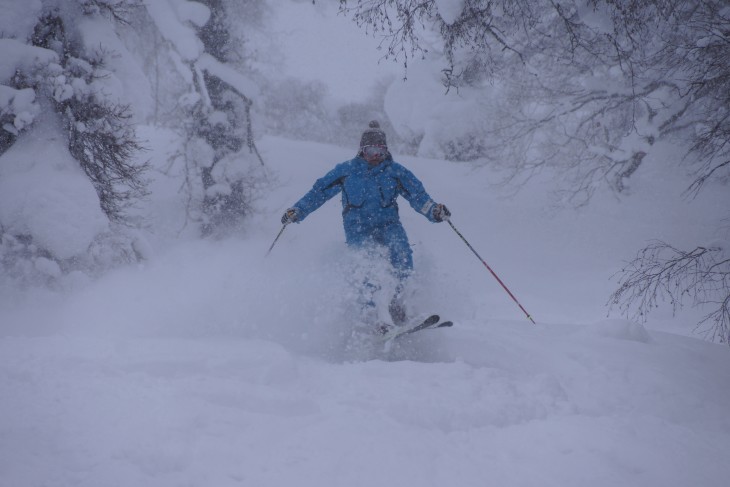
[0,39,57,82]
[0,119,108,260]
[588,318,652,343]
[0,0,42,41]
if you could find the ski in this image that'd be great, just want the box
[380,314,452,342]
[399,319,453,337]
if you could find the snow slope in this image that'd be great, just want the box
[1,136,729,487]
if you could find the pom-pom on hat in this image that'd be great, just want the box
[360,120,387,148]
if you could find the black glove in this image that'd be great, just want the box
[432,203,451,222]
[281,207,300,225]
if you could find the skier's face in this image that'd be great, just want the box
[362,145,387,165]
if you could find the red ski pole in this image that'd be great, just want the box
[448,220,536,324]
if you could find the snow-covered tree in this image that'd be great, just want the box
[0,0,273,286]
[0,0,148,284]
[339,0,729,204]
[143,0,266,237]
[603,1,730,344]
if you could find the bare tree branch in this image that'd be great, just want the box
[610,241,730,344]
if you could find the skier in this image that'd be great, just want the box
[281,121,450,331]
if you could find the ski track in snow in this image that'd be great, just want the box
[1,137,730,486]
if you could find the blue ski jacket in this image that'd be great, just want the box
[291,156,439,277]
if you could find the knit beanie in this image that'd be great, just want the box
[359,120,387,148]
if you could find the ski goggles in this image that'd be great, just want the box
[362,145,388,159]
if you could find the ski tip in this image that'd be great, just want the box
[425,314,440,326]
[437,321,453,328]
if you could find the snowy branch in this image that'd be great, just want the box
[610,241,730,344]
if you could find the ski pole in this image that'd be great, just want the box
[447,219,536,324]
[266,224,287,256]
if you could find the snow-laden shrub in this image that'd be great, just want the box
[0,225,149,290]
[0,1,148,285]
[0,233,60,288]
